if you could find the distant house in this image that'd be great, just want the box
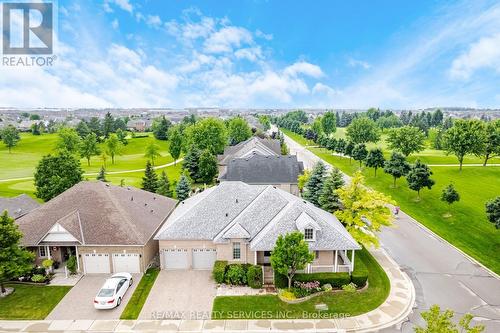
[0,194,40,219]
[217,137,281,175]
[127,119,152,132]
[16,182,177,274]
[155,181,360,279]
[219,154,304,196]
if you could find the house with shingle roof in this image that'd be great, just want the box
[0,194,40,219]
[219,154,304,195]
[155,181,360,282]
[16,181,177,274]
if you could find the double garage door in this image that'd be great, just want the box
[83,253,141,274]
[164,248,216,270]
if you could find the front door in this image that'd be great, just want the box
[263,251,272,264]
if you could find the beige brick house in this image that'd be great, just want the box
[16,181,177,274]
[155,182,360,282]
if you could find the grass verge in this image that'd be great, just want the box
[212,248,389,319]
[120,268,160,319]
[0,284,71,319]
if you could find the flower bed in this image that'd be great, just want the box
[212,261,263,289]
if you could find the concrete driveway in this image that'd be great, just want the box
[47,274,141,320]
[139,270,216,320]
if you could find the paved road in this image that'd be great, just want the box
[280,128,500,332]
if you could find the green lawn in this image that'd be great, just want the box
[0,132,183,198]
[305,146,500,275]
[281,128,500,165]
[212,248,389,319]
[120,268,160,319]
[0,284,71,319]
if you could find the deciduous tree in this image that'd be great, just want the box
[406,160,435,200]
[0,211,34,293]
[105,134,123,164]
[384,152,411,187]
[227,117,252,145]
[56,127,81,154]
[168,125,183,165]
[485,196,500,229]
[365,148,385,176]
[441,184,460,217]
[152,116,171,140]
[321,111,336,135]
[351,143,368,167]
[185,117,227,154]
[336,172,395,247]
[443,119,486,171]
[270,231,314,289]
[480,119,500,166]
[346,117,380,144]
[415,305,484,333]
[0,125,20,153]
[79,133,100,166]
[34,153,83,201]
[386,126,426,156]
[145,143,161,165]
[197,149,218,184]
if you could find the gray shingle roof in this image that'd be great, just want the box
[155,181,360,251]
[218,137,281,165]
[16,181,177,246]
[219,154,304,184]
[0,194,40,219]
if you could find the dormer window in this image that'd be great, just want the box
[304,228,314,240]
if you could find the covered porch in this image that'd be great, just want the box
[33,244,80,273]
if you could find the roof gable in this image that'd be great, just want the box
[222,223,250,239]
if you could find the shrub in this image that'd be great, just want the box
[31,266,46,275]
[247,265,263,289]
[212,260,227,284]
[322,283,333,292]
[279,289,296,300]
[294,272,351,288]
[274,272,288,289]
[225,264,247,285]
[31,274,46,283]
[342,282,357,292]
[351,254,369,287]
[42,259,53,269]
[66,255,77,274]
[293,280,321,298]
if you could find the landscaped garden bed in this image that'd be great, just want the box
[212,247,389,319]
[213,261,263,289]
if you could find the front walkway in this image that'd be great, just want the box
[0,248,414,332]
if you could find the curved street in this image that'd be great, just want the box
[280,128,500,332]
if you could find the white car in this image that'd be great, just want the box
[93,273,133,309]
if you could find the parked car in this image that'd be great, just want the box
[93,273,133,309]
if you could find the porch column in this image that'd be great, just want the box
[46,245,51,260]
[254,251,257,265]
[334,250,338,273]
[75,246,80,272]
[351,250,355,272]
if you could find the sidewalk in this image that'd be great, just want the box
[0,248,414,333]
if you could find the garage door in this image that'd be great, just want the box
[112,253,141,273]
[164,249,189,270]
[192,248,217,270]
[83,253,110,274]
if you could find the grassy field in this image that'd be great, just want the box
[120,268,159,320]
[0,284,71,319]
[0,132,182,198]
[286,137,500,274]
[212,248,389,319]
[281,128,500,165]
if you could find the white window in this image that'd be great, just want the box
[38,247,46,257]
[304,228,314,240]
[233,242,241,260]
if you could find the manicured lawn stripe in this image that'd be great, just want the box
[120,268,160,319]
[0,284,71,319]
[212,248,389,319]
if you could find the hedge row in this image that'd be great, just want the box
[351,253,369,287]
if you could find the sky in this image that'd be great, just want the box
[1,0,500,109]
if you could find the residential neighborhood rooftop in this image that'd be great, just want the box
[16,181,177,247]
[217,137,281,165]
[0,194,40,219]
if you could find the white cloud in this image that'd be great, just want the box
[347,58,371,69]
[450,33,500,79]
[111,19,119,30]
[146,15,162,29]
[255,30,273,41]
[112,0,133,13]
[234,47,262,62]
[203,26,253,53]
[283,61,324,78]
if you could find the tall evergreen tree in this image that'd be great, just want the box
[406,160,435,199]
[318,167,345,212]
[96,166,107,182]
[152,116,171,140]
[384,152,411,187]
[141,161,158,192]
[103,112,114,138]
[365,148,385,176]
[303,161,326,206]
[182,146,201,180]
[176,175,191,201]
[157,171,173,197]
